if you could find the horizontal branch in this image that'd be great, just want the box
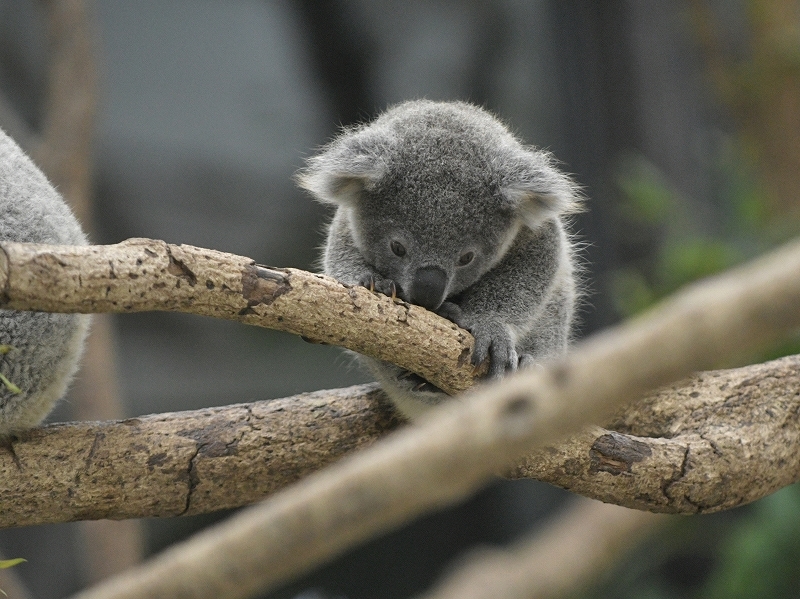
[0,238,482,395]
[3,354,799,529]
[0,385,397,528]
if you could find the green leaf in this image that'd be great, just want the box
[0,558,26,569]
[0,373,21,394]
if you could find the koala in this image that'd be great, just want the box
[0,127,91,436]
[298,100,580,419]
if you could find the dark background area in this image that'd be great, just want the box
[1,1,799,598]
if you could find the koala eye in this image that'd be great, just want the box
[390,240,406,257]
[458,251,475,266]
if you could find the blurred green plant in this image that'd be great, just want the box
[610,150,800,358]
[703,484,800,599]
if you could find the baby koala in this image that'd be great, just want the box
[298,100,580,419]
[0,127,90,436]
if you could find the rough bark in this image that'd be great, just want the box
[2,355,799,529]
[0,385,397,528]
[0,238,483,394]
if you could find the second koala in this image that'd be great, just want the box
[298,100,580,419]
[0,127,91,436]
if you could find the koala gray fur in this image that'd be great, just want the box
[298,100,580,420]
[0,127,90,436]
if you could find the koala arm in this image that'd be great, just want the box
[442,219,570,377]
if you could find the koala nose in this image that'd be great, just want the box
[410,266,448,311]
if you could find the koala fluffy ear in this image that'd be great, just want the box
[296,130,388,207]
[500,148,581,229]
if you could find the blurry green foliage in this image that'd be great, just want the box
[703,485,800,598]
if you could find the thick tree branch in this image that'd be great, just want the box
[2,354,799,529]
[0,238,483,394]
[0,384,397,528]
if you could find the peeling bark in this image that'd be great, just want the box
[0,385,397,528]
[2,356,799,528]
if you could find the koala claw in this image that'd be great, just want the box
[518,353,540,369]
[358,273,398,298]
[470,321,518,378]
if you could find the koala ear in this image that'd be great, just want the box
[500,149,581,229]
[296,130,389,208]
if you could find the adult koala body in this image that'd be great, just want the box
[0,128,90,436]
[299,100,579,419]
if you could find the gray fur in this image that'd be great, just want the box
[0,127,91,436]
[298,100,580,419]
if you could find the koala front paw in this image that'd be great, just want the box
[357,272,399,299]
[469,321,518,379]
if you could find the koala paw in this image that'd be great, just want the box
[358,272,399,299]
[469,321,518,379]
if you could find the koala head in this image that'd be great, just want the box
[298,100,580,311]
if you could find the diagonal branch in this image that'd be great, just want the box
[0,238,483,395]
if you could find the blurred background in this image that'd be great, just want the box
[1,1,800,598]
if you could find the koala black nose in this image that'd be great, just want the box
[410,266,448,311]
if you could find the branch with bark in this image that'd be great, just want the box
[0,238,485,393]
[2,353,800,529]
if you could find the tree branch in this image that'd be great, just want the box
[419,499,666,599]
[0,238,484,394]
[3,354,799,529]
[0,384,397,528]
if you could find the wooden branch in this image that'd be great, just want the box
[3,354,799,529]
[64,237,800,599]
[0,238,483,395]
[420,499,665,599]
[34,0,144,580]
[0,385,396,528]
